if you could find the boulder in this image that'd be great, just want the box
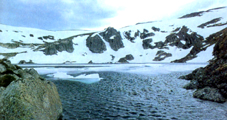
[100,27,124,51]
[193,87,226,103]
[86,34,107,53]
[0,59,62,119]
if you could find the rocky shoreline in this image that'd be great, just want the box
[179,27,227,103]
[0,59,62,120]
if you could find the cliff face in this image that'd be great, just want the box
[180,27,227,103]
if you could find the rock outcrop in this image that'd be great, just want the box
[18,60,34,64]
[100,27,124,51]
[118,54,134,63]
[140,29,155,39]
[153,50,172,61]
[0,59,62,119]
[179,27,227,103]
[165,26,204,49]
[86,34,107,53]
[43,38,74,55]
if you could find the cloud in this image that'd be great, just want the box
[1,0,226,30]
[0,0,117,30]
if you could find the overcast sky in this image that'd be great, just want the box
[0,0,226,31]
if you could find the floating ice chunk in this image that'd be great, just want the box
[53,72,74,79]
[51,72,102,84]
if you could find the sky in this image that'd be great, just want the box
[0,0,227,31]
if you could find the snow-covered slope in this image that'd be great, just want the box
[0,7,226,64]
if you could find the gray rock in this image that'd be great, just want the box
[0,87,5,94]
[86,34,107,53]
[100,27,124,51]
[18,60,34,64]
[118,54,134,63]
[165,26,204,49]
[152,26,160,32]
[142,39,154,49]
[118,58,128,63]
[140,32,155,39]
[41,38,74,55]
[56,39,74,53]
[43,35,55,40]
[183,80,199,89]
[88,60,93,64]
[44,44,58,55]
[154,41,164,49]
[110,55,115,61]
[153,50,172,61]
[0,77,62,119]
[125,54,134,60]
[124,30,135,42]
[193,87,226,103]
[0,64,6,74]
[0,59,62,119]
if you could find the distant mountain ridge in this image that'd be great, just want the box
[0,6,226,64]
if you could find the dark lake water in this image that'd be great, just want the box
[44,71,227,120]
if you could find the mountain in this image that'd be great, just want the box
[0,7,227,64]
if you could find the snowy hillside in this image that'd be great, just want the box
[0,6,227,64]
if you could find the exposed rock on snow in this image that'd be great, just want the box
[0,7,227,63]
[140,29,155,39]
[118,54,134,63]
[86,34,107,53]
[100,27,124,51]
[179,6,226,19]
[18,60,34,64]
[42,38,74,55]
[153,50,172,61]
[0,59,62,119]
[198,17,222,29]
[151,26,160,32]
[142,38,153,49]
[165,26,204,49]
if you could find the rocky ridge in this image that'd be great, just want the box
[0,59,62,119]
[179,27,227,103]
[0,7,226,63]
